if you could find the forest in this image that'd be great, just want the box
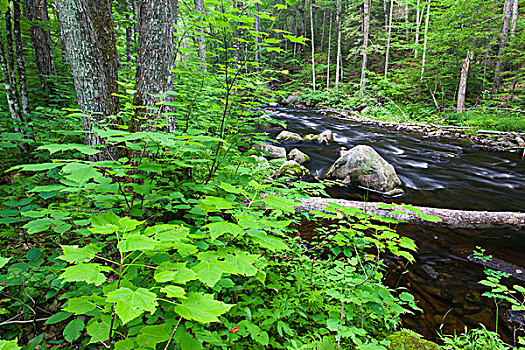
[0,0,524,349]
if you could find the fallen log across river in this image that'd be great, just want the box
[296,198,525,231]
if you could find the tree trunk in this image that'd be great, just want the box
[125,0,133,62]
[55,0,120,153]
[295,198,525,231]
[12,0,29,116]
[26,0,56,92]
[0,37,31,156]
[510,0,518,37]
[5,8,19,105]
[326,10,333,90]
[414,0,421,58]
[384,0,394,80]
[320,9,326,52]
[360,0,370,94]
[309,0,315,90]
[51,3,68,64]
[492,0,513,95]
[194,0,207,66]
[335,0,342,89]
[456,50,472,112]
[405,0,409,42]
[420,2,430,81]
[293,5,298,59]
[134,0,175,131]
[254,1,260,66]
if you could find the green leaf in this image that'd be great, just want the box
[174,292,233,323]
[224,252,257,276]
[45,311,72,324]
[192,257,233,287]
[218,182,246,195]
[59,245,98,263]
[0,256,11,269]
[136,324,171,347]
[160,285,187,298]
[115,339,135,350]
[64,296,100,314]
[37,144,100,156]
[154,263,198,284]
[25,334,43,350]
[417,214,442,223]
[205,221,243,241]
[0,339,21,350]
[262,195,297,213]
[63,319,85,343]
[59,264,111,286]
[146,224,189,241]
[106,287,158,324]
[117,234,157,252]
[198,196,234,212]
[23,218,54,234]
[247,230,289,251]
[86,317,110,344]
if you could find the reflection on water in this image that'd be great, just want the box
[267,107,525,344]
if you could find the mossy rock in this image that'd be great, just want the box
[387,329,440,350]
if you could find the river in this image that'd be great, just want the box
[265,106,525,344]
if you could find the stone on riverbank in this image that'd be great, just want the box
[287,148,310,164]
[323,145,402,193]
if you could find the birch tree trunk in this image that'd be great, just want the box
[456,50,472,112]
[13,0,29,116]
[293,5,298,59]
[492,0,513,95]
[0,37,31,156]
[55,0,120,153]
[125,0,133,62]
[194,0,207,67]
[420,2,430,81]
[326,10,332,90]
[384,0,394,79]
[26,0,56,92]
[510,0,518,37]
[309,0,316,90]
[335,0,342,89]
[405,0,409,42]
[134,0,175,131]
[414,0,421,58]
[5,8,19,104]
[360,0,370,94]
[320,9,326,52]
[254,1,260,66]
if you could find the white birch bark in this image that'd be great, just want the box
[310,0,316,90]
[492,0,513,95]
[384,0,394,79]
[510,0,518,37]
[335,0,342,89]
[414,0,421,58]
[419,2,430,81]
[326,11,333,90]
[360,0,370,94]
[456,50,472,112]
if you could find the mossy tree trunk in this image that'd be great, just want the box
[54,0,120,157]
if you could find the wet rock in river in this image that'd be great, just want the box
[285,94,299,105]
[304,130,334,144]
[288,148,310,164]
[276,130,303,141]
[253,144,286,159]
[323,145,403,194]
[421,264,439,279]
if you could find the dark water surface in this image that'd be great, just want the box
[266,107,525,344]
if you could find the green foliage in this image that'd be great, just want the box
[439,326,515,350]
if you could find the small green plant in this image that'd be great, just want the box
[439,326,515,350]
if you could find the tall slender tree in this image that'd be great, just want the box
[335,0,342,89]
[360,0,370,93]
[326,10,332,90]
[492,0,514,95]
[457,50,472,112]
[384,0,394,79]
[420,2,430,80]
[309,0,316,90]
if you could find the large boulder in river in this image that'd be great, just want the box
[287,148,310,164]
[276,130,303,141]
[304,130,334,144]
[253,144,286,159]
[285,94,299,105]
[323,145,402,194]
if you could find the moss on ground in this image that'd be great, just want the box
[387,329,440,350]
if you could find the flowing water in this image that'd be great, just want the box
[265,107,525,344]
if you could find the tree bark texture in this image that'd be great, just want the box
[0,36,31,156]
[309,0,316,90]
[254,2,260,66]
[420,2,430,81]
[456,50,472,112]
[510,0,518,37]
[25,0,56,92]
[414,0,421,58]
[326,10,332,90]
[5,8,19,105]
[13,0,29,115]
[296,198,525,231]
[335,0,342,89]
[194,0,207,65]
[384,0,394,79]
[125,0,133,62]
[492,0,513,95]
[360,0,370,94]
[134,0,175,131]
[54,0,120,150]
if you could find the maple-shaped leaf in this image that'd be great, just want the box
[174,292,233,323]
